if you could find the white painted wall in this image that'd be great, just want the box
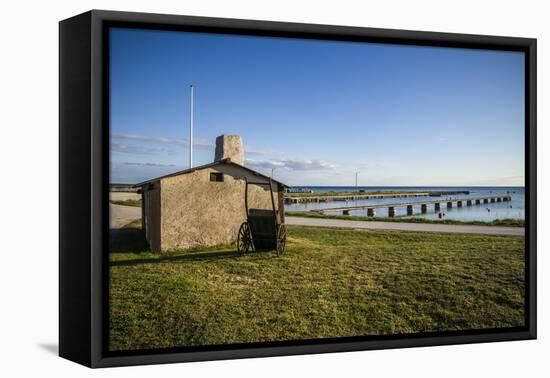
[0,1,547,377]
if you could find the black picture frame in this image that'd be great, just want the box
[59,9,537,368]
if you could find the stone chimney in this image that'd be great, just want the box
[215,135,244,165]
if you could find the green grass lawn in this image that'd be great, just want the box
[109,223,525,351]
[286,211,525,227]
[110,199,142,207]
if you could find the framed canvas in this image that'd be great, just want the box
[59,10,537,368]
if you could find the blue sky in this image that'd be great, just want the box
[110,27,525,186]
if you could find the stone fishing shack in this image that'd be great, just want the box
[134,135,288,253]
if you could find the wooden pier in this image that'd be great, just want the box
[315,195,512,217]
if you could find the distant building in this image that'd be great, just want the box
[134,135,288,252]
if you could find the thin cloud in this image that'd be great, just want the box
[112,133,275,156]
[112,133,213,150]
[122,162,177,168]
[111,143,176,155]
[246,158,336,171]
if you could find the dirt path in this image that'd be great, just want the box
[110,204,141,229]
[286,216,524,236]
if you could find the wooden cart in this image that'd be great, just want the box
[236,178,286,256]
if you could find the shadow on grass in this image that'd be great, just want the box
[109,223,275,265]
[110,249,245,267]
[109,227,149,254]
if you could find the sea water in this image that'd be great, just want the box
[285,186,525,222]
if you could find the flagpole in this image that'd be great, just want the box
[189,85,193,168]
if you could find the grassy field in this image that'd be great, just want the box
[110,199,142,207]
[109,222,525,351]
[286,211,525,227]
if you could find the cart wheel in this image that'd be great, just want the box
[237,222,252,255]
[276,224,286,256]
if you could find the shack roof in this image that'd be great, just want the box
[133,158,289,188]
